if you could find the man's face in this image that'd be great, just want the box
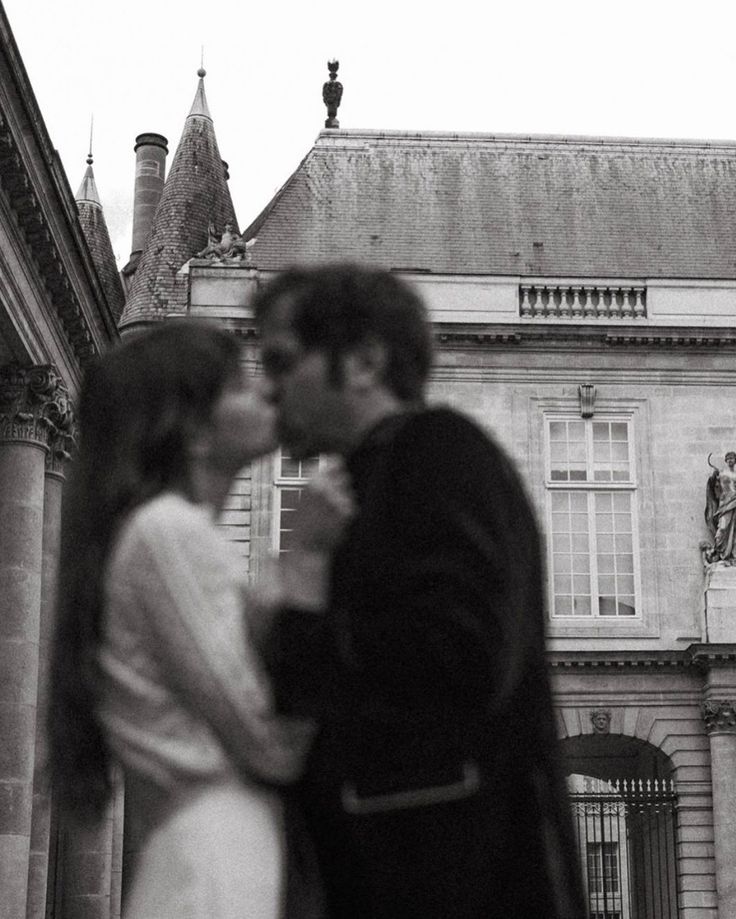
[259,296,352,458]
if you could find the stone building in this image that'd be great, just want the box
[0,6,121,918]
[178,111,736,918]
[3,1,736,909]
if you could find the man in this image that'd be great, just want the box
[254,264,586,919]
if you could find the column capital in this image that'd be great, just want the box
[703,699,736,734]
[0,365,75,456]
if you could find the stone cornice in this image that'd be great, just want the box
[548,650,692,672]
[688,643,736,669]
[0,15,119,364]
[211,320,736,351]
[0,114,98,367]
[549,645,736,673]
[435,323,736,350]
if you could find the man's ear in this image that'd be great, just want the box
[342,337,388,391]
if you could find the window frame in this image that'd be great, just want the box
[271,449,321,554]
[544,411,643,623]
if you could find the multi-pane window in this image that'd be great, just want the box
[547,417,639,619]
[273,450,319,553]
[586,841,620,896]
[586,841,622,919]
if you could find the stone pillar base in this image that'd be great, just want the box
[704,564,736,642]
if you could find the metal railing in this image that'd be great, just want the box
[568,778,679,919]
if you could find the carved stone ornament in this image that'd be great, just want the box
[322,59,343,129]
[196,222,251,262]
[0,364,75,455]
[578,383,596,418]
[702,699,736,734]
[590,709,612,734]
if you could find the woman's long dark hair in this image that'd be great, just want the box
[48,321,242,822]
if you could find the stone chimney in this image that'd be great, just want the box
[129,132,168,264]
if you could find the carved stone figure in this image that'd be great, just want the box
[704,452,736,564]
[196,223,221,259]
[196,223,249,261]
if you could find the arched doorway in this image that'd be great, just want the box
[561,735,679,919]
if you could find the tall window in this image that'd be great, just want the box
[546,416,639,619]
[273,450,319,553]
[586,841,621,919]
[586,841,620,897]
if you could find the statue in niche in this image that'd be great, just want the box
[703,451,736,565]
[196,223,250,261]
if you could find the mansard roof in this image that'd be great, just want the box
[119,70,237,332]
[244,130,736,280]
[76,159,125,322]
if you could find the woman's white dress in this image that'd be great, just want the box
[98,492,306,919]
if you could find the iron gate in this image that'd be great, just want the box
[569,778,679,919]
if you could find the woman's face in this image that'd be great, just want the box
[200,367,277,471]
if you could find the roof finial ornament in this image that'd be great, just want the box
[87,115,94,166]
[322,59,342,129]
[198,46,206,79]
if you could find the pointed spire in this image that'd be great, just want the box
[188,63,212,120]
[75,133,125,322]
[75,117,102,206]
[120,66,237,332]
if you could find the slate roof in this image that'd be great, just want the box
[76,160,126,322]
[119,71,238,332]
[244,130,736,280]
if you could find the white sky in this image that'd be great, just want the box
[4,0,736,266]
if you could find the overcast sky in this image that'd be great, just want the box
[4,0,736,265]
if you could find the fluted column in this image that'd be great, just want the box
[0,365,67,919]
[26,406,74,919]
[703,699,736,916]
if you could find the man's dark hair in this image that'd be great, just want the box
[253,263,433,401]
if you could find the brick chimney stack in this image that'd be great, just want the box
[129,132,168,264]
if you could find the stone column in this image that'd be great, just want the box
[26,406,74,919]
[59,805,115,919]
[0,365,67,919]
[703,698,736,917]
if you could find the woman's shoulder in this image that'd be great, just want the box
[112,493,218,572]
[129,492,210,534]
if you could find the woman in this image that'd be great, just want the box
[48,321,349,918]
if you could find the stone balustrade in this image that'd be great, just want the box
[520,283,647,320]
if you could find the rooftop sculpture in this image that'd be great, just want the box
[323,59,343,129]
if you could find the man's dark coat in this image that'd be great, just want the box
[268,407,586,919]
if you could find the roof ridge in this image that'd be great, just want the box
[314,128,736,154]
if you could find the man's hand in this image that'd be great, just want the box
[290,457,354,554]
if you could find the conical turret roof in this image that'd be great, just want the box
[76,154,125,322]
[119,68,238,333]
